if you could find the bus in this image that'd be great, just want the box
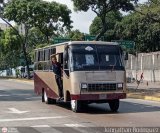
[34,41,127,112]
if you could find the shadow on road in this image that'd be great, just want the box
[1,88,160,114]
[0,89,40,102]
[119,100,160,114]
[53,100,160,114]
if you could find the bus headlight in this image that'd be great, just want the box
[117,83,123,89]
[81,83,88,89]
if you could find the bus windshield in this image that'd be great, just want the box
[70,44,124,71]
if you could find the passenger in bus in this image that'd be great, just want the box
[51,56,64,100]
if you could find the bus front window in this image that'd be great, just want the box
[71,53,99,71]
[70,44,125,71]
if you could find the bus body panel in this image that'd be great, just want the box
[63,72,72,101]
[34,41,127,107]
[70,71,126,94]
[34,71,59,99]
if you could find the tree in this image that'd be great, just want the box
[135,0,160,23]
[71,0,138,40]
[115,2,160,52]
[2,0,72,78]
[0,27,21,70]
[89,11,122,41]
[67,29,84,41]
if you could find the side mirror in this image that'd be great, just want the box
[125,52,128,60]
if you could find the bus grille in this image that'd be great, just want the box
[87,83,117,92]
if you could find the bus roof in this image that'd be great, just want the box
[34,41,119,51]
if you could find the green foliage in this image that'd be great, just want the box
[115,0,160,52]
[27,27,47,50]
[71,0,137,40]
[89,11,122,41]
[4,0,72,42]
[0,28,21,69]
[67,29,84,41]
[1,0,72,76]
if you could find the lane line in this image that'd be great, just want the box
[0,116,68,122]
[8,108,29,114]
[33,126,63,133]
[0,95,11,97]
[64,124,86,127]
[31,125,50,127]
[26,97,41,100]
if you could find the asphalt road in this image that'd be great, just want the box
[0,79,160,133]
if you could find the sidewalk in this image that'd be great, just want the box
[127,81,160,102]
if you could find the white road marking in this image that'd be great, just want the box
[0,116,68,122]
[31,125,50,127]
[33,126,63,133]
[0,95,10,97]
[26,97,40,100]
[64,124,86,127]
[14,94,32,96]
[7,108,29,114]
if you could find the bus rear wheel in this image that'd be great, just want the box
[43,90,55,104]
[71,100,81,113]
[108,99,119,112]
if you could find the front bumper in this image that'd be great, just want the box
[71,92,126,100]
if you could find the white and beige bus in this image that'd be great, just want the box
[34,41,127,112]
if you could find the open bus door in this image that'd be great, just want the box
[63,46,71,102]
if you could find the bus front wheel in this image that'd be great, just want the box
[71,100,81,113]
[108,99,119,112]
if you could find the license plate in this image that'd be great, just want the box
[99,94,107,99]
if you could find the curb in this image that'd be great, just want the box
[127,93,160,102]
[8,79,33,84]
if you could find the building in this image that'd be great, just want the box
[18,24,25,35]
[0,23,9,31]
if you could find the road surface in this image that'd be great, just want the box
[0,79,160,133]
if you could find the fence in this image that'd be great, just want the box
[126,51,160,82]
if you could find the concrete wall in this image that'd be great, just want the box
[126,52,160,82]
[0,69,16,77]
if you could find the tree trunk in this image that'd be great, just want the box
[46,35,49,44]
[95,16,107,41]
[22,43,30,79]
[24,24,30,79]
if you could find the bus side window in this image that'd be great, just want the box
[43,49,45,61]
[34,51,36,62]
[51,47,56,55]
[38,51,40,61]
[58,53,63,64]
[39,50,43,61]
[44,49,49,61]
[48,49,51,61]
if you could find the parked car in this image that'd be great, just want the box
[24,65,34,78]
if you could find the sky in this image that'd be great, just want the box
[0,0,148,33]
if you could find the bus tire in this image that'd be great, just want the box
[109,99,119,112]
[42,89,45,102]
[44,90,53,104]
[71,100,81,113]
